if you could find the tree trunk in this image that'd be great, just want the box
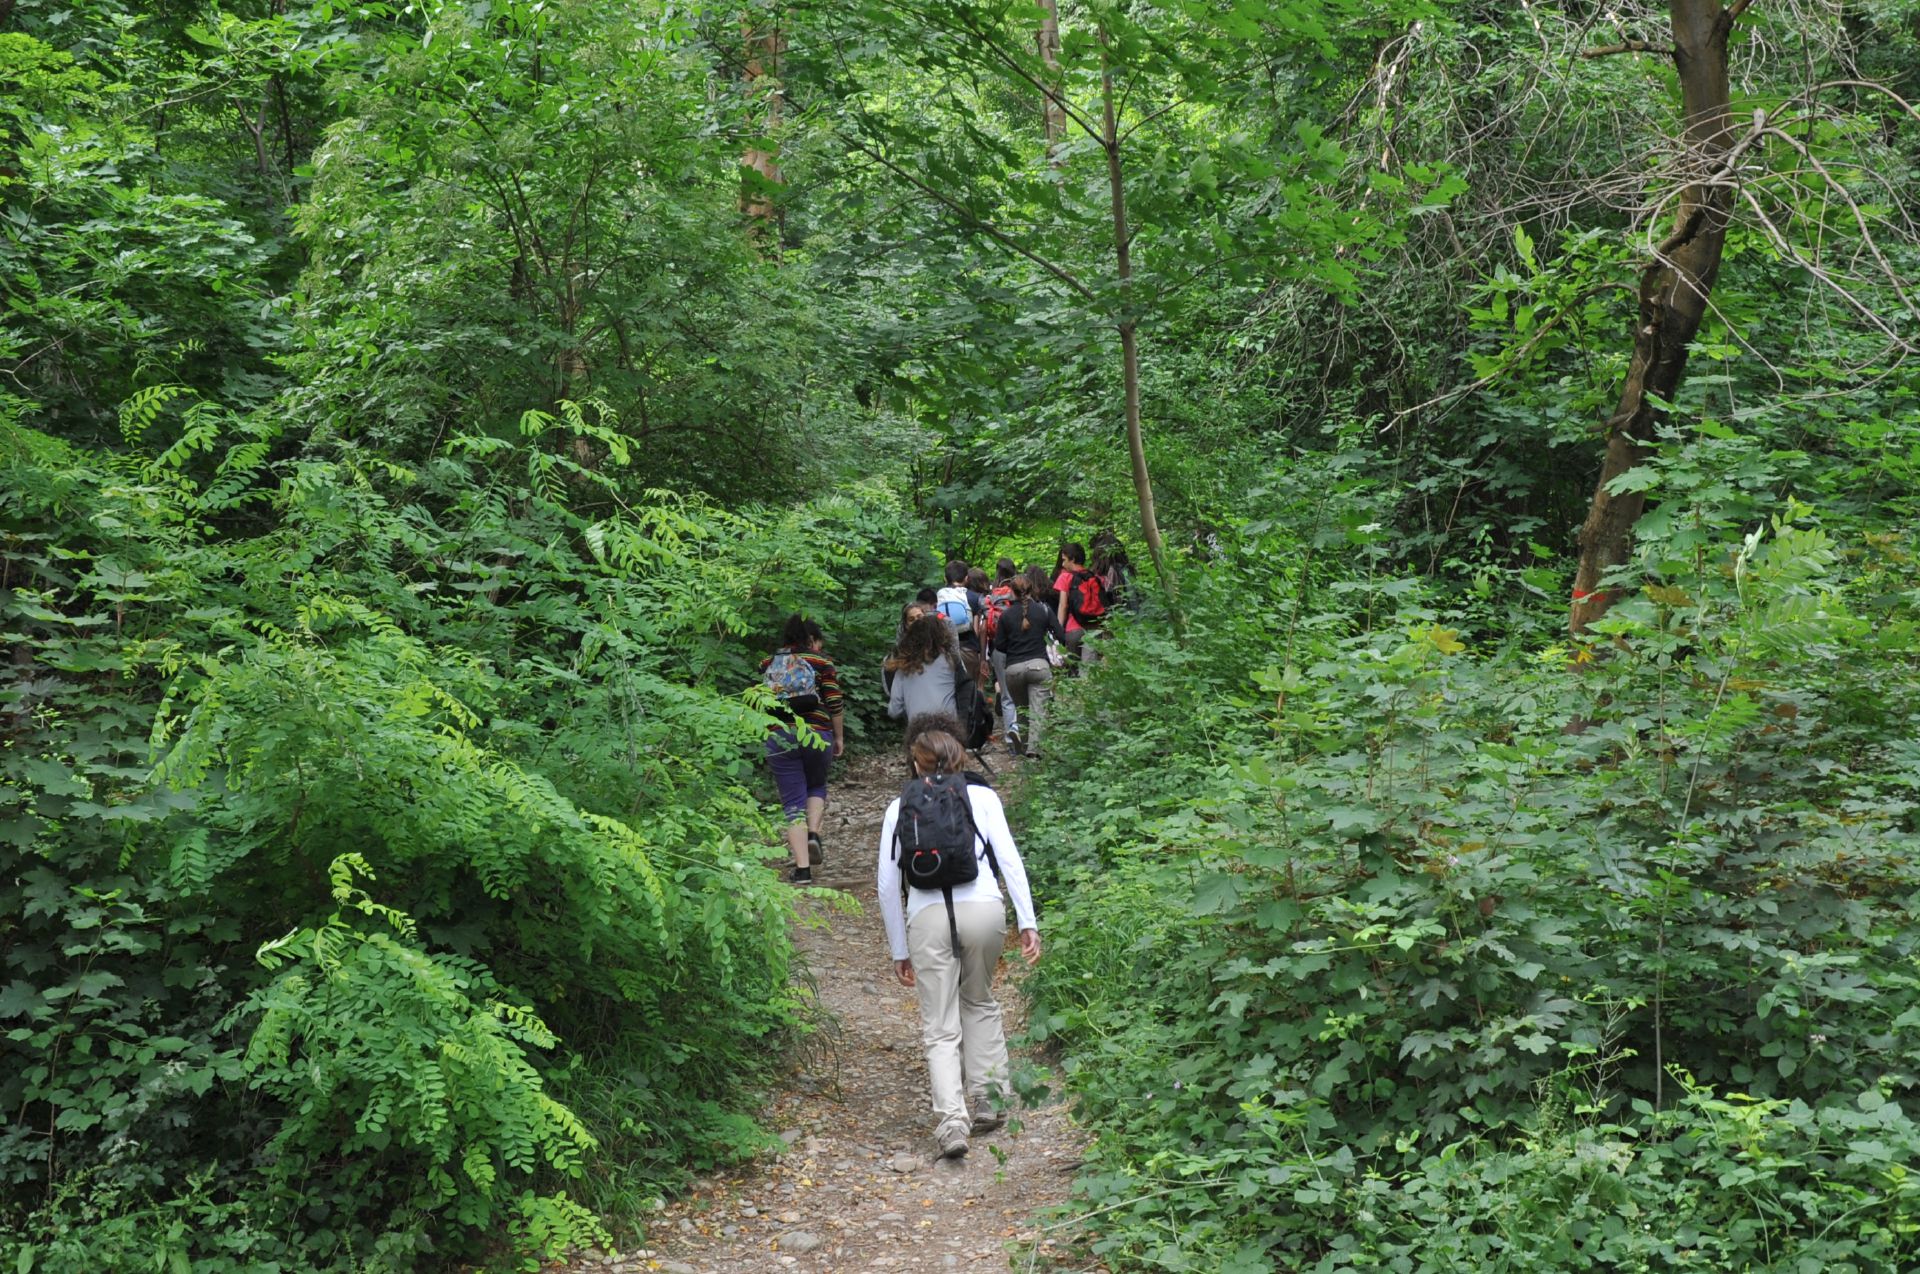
[740,16,786,241]
[1570,0,1737,634]
[1100,41,1176,606]
[1036,0,1064,152]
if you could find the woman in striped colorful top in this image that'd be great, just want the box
[759,615,845,885]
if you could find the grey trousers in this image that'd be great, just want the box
[1002,657,1052,751]
[990,649,1017,734]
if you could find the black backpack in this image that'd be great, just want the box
[893,772,1003,955]
[946,650,995,751]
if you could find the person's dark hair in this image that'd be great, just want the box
[1060,541,1087,568]
[1090,530,1129,579]
[944,559,970,586]
[1008,574,1035,631]
[902,600,928,626]
[780,613,810,649]
[995,557,1017,582]
[802,619,825,647]
[884,614,949,676]
[1024,564,1054,604]
[909,727,968,776]
[965,567,989,594]
[903,709,964,756]
[915,586,937,605]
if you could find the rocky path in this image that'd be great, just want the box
[574,752,1097,1274]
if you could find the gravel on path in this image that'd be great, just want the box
[571,751,1098,1274]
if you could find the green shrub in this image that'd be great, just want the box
[1,402,925,1265]
[1020,462,1920,1271]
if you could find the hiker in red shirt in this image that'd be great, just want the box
[1052,541,1110,671]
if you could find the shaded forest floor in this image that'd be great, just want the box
[570,751,1099,1274]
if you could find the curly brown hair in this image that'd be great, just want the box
[884,614,950,677]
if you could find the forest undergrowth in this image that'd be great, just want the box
[1015,451,1920,1271]
[1,400,930,1269]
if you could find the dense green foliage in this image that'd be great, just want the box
[6,0,1920,1268]
[2,394,929,1265]
[1020,449,1920,1268]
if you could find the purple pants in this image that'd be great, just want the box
[766,727,832,819]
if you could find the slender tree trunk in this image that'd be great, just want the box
[1036,0,1064,152]
[1570,0,1738,633]
[1100,41,1175,605]
[740,14,786,242]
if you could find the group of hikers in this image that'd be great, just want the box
[885,534,1134,762]
[753,535,1134,1160]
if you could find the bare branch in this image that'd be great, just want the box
[1581,40,1674,58]
[1119,98,1183,145]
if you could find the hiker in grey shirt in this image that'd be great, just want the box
[886,614,967,724]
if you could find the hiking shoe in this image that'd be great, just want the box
[936,1123,970,1159]
[806,830,824,866]
[969,1108,1005,1135]
[790,866,813,885]
[1006,730,1023,758]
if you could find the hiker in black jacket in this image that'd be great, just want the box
[994,575,1064,757]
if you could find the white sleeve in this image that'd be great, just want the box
[877,800,909,960]
[969,789,1038,933]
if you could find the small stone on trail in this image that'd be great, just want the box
[661,1263,698,1274]
[782,1230,824,1253]
[740,1204,759,1217]
[879,1211,907,1224]
[888,1152,921,1173]
[779,1128,803,1145]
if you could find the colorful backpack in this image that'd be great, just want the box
[936,587,973,629]
[763,650,821,716]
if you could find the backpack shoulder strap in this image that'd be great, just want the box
[943,884,963,958]
[959,786,1003,886]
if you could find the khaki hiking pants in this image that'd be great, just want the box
[907,900,1010,1137]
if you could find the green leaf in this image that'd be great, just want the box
[1191,873,1241,915]
[0,981,46,1021]
[1605,466,1661,496]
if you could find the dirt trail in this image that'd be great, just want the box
[573,752,1096,1274]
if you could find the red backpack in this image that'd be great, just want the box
[1066,568,1109,628]
[981,583,1016,645]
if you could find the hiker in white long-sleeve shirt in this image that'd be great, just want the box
[877,726,1041,1160]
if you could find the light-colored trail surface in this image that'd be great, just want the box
[573,752,1097,1274]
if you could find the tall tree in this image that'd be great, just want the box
[813,0,1427,609]
[740,7,787,237]
[1569,0,1744,632]
[1036,0,1064,150]
[1566,0,1920,632]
